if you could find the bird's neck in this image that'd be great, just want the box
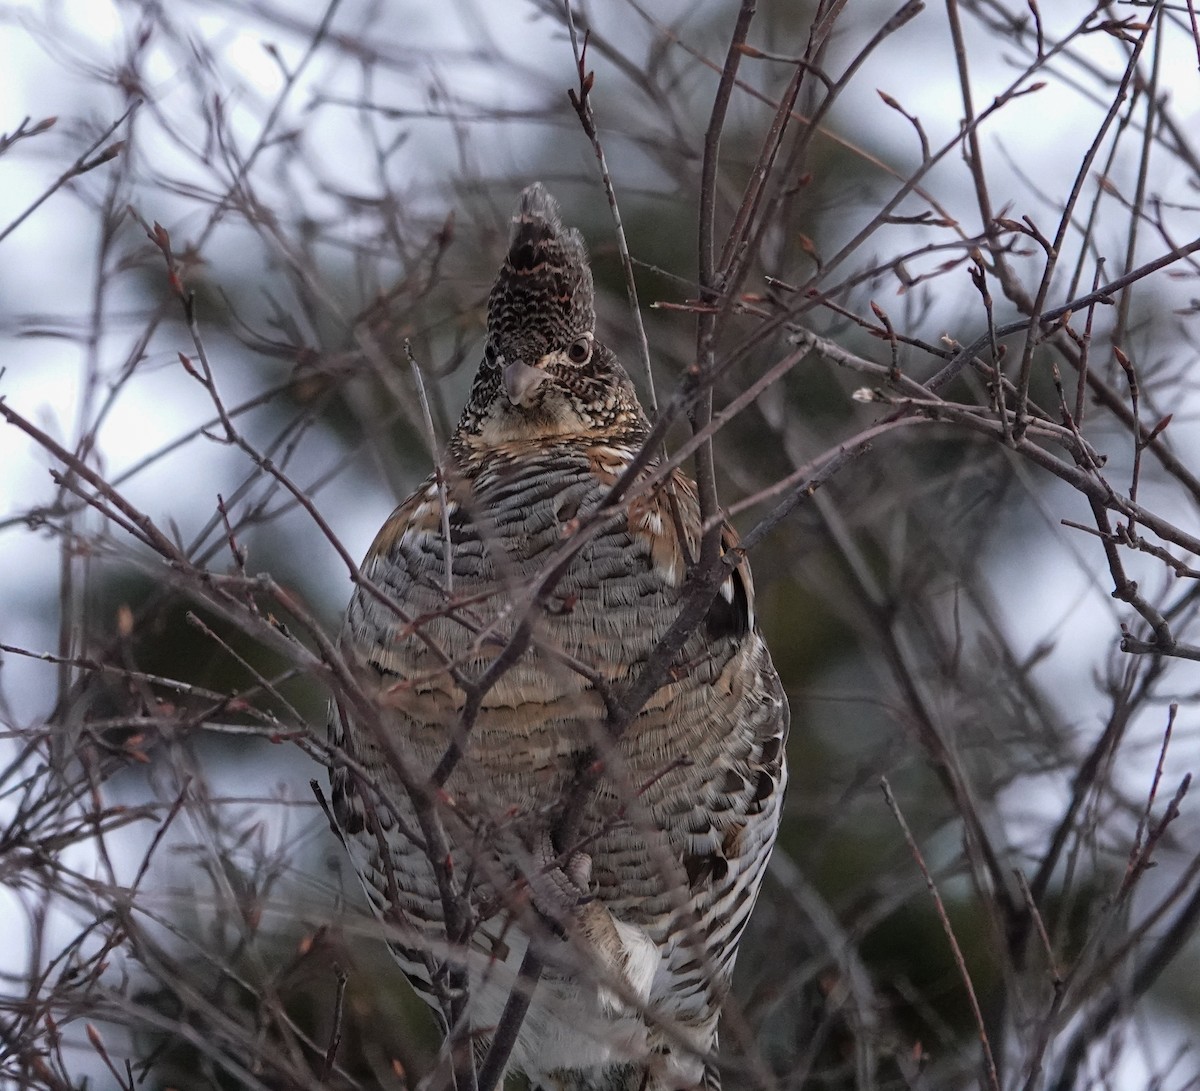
[448,426,650,479]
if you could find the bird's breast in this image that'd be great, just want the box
[348,444,746,818]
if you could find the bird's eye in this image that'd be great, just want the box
[566,335,592,364]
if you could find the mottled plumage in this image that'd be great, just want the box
[330,185,788,1091]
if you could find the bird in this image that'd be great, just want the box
[329,183,788,1091]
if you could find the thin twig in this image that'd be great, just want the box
[880,777,1002,1091]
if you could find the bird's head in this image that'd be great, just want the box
[455,184,649,450]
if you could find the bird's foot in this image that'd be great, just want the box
[528,834,657,1017]
[527,835,593,933]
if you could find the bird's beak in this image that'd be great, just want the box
[503,360,549,407]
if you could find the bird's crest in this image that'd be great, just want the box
[486,183,595,368]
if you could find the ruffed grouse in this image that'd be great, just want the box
[330,184,788,1091]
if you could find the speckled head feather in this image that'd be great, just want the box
[487,183,595,365]
[454,185,649,453]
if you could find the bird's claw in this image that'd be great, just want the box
[524,833,656,1015]
[527,833,594,935]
